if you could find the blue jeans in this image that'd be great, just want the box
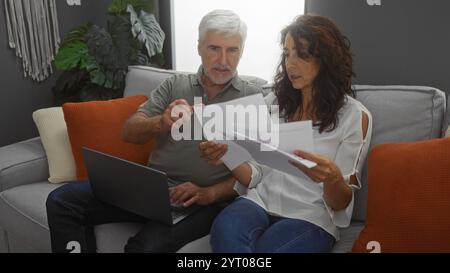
[210,198,335,253]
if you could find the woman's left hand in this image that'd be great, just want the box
[289,150,343,185]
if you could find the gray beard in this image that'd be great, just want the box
[205,70,236,85]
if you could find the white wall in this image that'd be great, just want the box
[172,0,305,82]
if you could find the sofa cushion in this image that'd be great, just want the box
[32,107,77,183]
[62,95,155,180]
[175,221,364,253]
[331,222,365,253]
[352,85,446,222]
[352,137,450,253]
[94,222,143,253]
[0,182,143,253]
[0,182,63,252]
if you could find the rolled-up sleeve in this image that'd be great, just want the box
[233,161,265,195]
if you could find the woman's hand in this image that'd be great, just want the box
[289,150,343,185]
[290,149,353,210]
[198,141,228,166]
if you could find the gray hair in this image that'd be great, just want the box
[198,9,247,47]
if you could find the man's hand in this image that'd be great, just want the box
[122,99,192,144]
[169,182,215,207]
[160,99,193,133]
[199,141,228,166]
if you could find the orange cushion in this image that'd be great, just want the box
[63,95,155,180]
[352,137,450,253]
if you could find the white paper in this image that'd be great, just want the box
[198,94,317,179]
[195,93,270,141]
[218,131,316,180]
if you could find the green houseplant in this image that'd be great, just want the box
[52,0,165,104]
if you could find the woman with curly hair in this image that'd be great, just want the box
[199,14,372,253]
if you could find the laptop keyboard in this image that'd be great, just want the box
[171,210,187,221]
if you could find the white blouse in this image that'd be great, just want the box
[233,92,373,240]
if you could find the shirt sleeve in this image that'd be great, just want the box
[323,106,373,228]
[137,76,174,117]
[232,161,266,196]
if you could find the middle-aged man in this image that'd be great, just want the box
[46,9,263,253]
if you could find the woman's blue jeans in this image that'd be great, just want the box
[210,198,335,253]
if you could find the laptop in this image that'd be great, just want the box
[81,147,201,225]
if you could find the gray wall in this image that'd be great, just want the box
[306,0,450,95]
[0,0,113,147]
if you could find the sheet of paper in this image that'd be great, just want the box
[217,137,315,180]
[274,120,315,154]
[195,93,270,141]
[198,93,317,179]
[216,140,254,170]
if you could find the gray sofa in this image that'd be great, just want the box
[0,65,448,253]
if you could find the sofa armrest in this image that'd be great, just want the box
[0,137,49,191]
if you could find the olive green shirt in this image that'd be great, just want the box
[138,66,263,186]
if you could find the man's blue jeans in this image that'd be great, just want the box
[210,198,335,253]
[46,181,223,253]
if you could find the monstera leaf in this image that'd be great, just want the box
[55,23,96,71]
[52,0,164,103]
[60,22,93,47]
[108,0,153,15]
[54,41,91,70]
[127,5,165,58]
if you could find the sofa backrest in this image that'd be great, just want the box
[443,95,450,136]
[124,66,447,223]
[352,85,446,222]
[124,66,179,97]
[124,66,269,97]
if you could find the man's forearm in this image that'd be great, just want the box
[122,113,165,144]
[208,176,238,203]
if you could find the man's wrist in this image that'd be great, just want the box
[156,115,168,133]
[207,186,217,204]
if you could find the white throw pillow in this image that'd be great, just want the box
[446,126,450,138]
[33,107,76,183]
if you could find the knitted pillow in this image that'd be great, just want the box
[352,137,450,252]
[62,95,155,180]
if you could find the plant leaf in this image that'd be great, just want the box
[52,69,89,105]
[60,22,93,48]
[54,41,89,70]
[86,19,137,89]
[108,0,153,15]
[80,83,123,102]
[127,5,165,57]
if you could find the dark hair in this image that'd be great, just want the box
[274,14,355,133]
